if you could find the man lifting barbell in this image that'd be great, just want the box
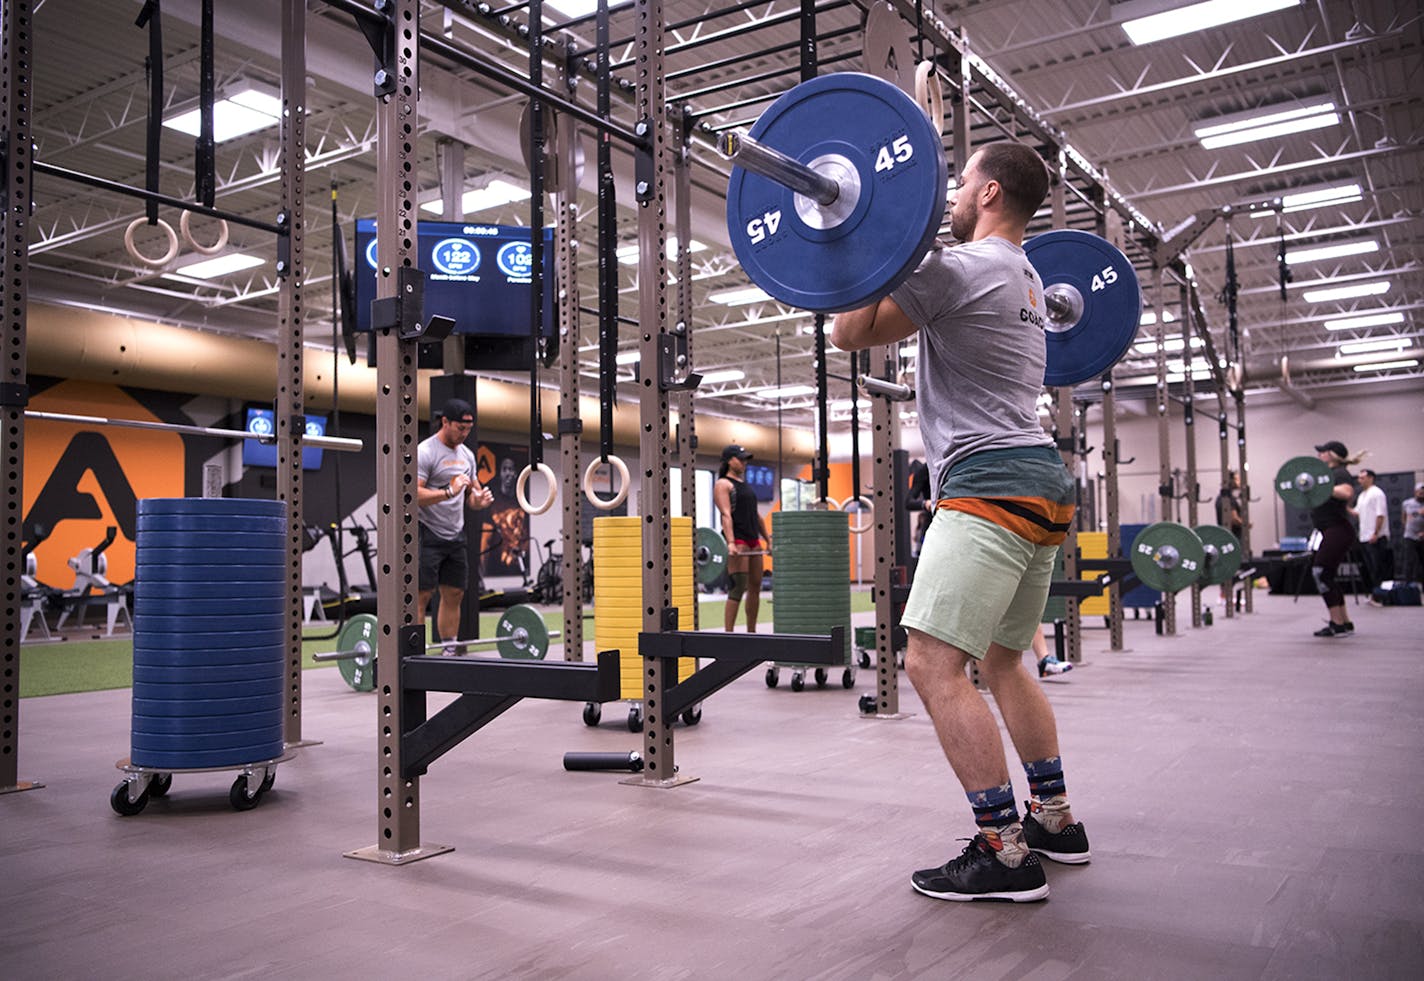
[714,444,772,633]
[831,141,1087,903]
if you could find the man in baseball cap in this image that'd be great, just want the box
[1314,440,1348,459]
[1309,439,1359,637]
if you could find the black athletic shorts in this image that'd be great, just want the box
[419,524,468,591]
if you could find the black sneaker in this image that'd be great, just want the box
[1314,623,1346,637]
[911,835,1049,902]
[1023,810,1091,864]
[1339,621,1354,633]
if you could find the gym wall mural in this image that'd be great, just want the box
[476,441,530,579]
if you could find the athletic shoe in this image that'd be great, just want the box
[1339,621,1355,633]
[1038,656,1072,677]
[910,835,1049,903]
[1313,623,1347,637]
[1023,810,1091,864]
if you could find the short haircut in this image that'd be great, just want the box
[976,142,1050,223]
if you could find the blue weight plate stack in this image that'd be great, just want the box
[130,498,288,769]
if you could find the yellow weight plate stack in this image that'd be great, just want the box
[1077,531,1110,617]
[593,516,695,699]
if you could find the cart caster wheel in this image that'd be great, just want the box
[765,667,779,688]
[148,772,173,798]
[842,668,855,689]
[680,704,702,726]
[110,781,149,816]
[582,702,602,727]
[627,705,644,733]
[859,694,877,715]
[790,671,805,692]
[814,668,828,688]
[229,775,263,811]
[259,770,276,794]
[857,651,871,669]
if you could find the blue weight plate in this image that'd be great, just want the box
[133,613,287,633]
[131,677,284,699]
[134,565,287,583]
[132,709,284,734]
[132,597,287,617]
[725,72,948,313]
[135,549,287,566]
[1024,229,1143,387]
[130,741,285,770]
[132,661,284,685]
[138,499,287,518]
[134,645,284,667]
[130,728,284,753]
[134,628,286,646]
[137,515,288,534]
[134,532,289,551]
[132,693,282,717]
[133,582,286,601]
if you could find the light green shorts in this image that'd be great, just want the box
[900,509,1058,660]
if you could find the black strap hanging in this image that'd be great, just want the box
[134,0,164,225]
[527,0,546,471]
[849,351,861,505]
[1275,208,1292,304]
[195,0,215,208]
[596,0,617,464]
[813,313,829,503]
[1218,220,1240,366]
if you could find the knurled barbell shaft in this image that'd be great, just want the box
[313,628,562,661]
[718,131,840,207]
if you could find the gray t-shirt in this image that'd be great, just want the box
[891,236,1052,488]
[418,433,477,541]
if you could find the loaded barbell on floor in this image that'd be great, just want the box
[1193,525,1243,587]
[315,604,557,692]
[719,72,1142,387]
[1273,455,1335,510]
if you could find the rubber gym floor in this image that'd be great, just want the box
[5,591,1422,980]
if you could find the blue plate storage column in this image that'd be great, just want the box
[130,499,288,769]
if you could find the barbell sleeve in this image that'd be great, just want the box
[858,375,915,402]
[718,130,840,207]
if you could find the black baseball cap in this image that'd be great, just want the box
[1360,468,1376,478]
[439,399,474,423]
[1314,440,1348,458]
[721,444,753,462]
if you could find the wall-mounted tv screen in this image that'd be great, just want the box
[242,408,326,470]
[353,219,557,339]
[744,463,777,502]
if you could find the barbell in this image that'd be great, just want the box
[1192,524,1243,587]
[1129,521,1205,594]
[719,72,1142,387]
[315,603,557,693]
[1273,455,1335,510]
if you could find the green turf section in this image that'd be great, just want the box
[19,588,877,697]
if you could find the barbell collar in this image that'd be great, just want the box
[719,130,840,208]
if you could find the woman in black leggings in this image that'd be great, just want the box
[1309,440,1360,638]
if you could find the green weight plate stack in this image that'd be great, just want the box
[770,510,851,668]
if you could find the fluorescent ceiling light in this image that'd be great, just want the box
[1285,240,1379,265]
[1323,311,1405,330]
[900,342,919,359]
[1134,335,1200,354]
[1338,339,1410,355]
[699,368,746,384]
[163,85,283,142]
[420,178,531,215]
[1139,310,1177,325]
[615,350,640,366]
[708,286,773,305]
[1119,0,1297,45]
[1302,281,1390,303]
[1352,359,1419,372]
[1194,100,1338,149]
[615,238,708,265]
[544,0,599,17]
[169,252,265,279]
[1252,182,1363,217]
[755,384,816,399]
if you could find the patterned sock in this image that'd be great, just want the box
[967,782,1028,867]
[1023,757,1073,834]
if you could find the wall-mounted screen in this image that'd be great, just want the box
[744,462,777,502]
[242,408,326,470]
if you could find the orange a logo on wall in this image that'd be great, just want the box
[24,381,185,592]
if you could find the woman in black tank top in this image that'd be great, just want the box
[715,444,771,632]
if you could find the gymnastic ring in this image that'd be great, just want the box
[124,216,179,268]
[812,496,840,511]
[840,495,874,534]
[516,463,558,515]
[583,455,630,511]
[179,208,230,256]
[914,60,944,137]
